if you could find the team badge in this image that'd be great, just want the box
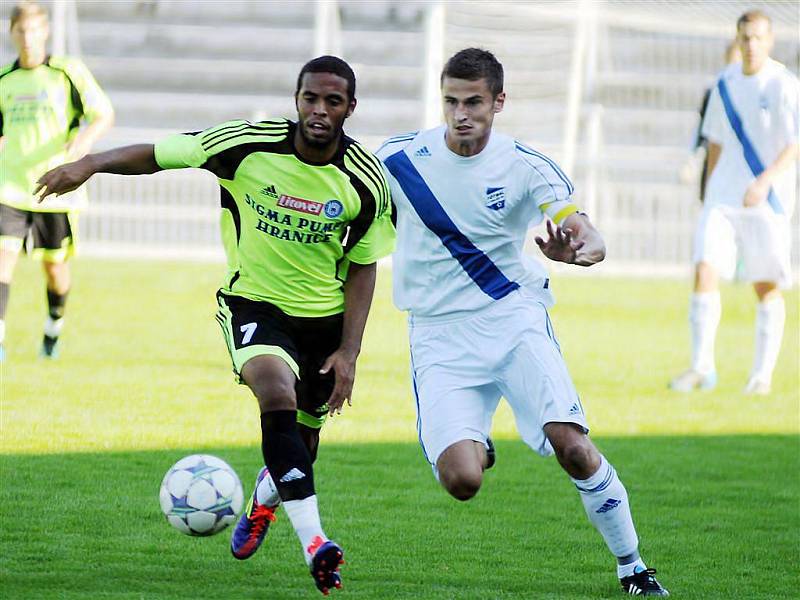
[485,187,505,210]
[324,200,344,219]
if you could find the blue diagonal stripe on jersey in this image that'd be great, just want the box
[717,78,783,214]
[384,150,519,300]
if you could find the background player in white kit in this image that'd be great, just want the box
[670,10,799,395]
[377,48,668,597]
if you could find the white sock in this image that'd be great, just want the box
[255,469,281,506]
[44,316,64,338]
[617,557,648,579]
[0,320,5,344]
[751,296,785,384]
[571,456,640,564]
[283,495,326,564]
[690,292,721,375]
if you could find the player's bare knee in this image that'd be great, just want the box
[442,471,483,502]
[439,465,483,501]
[557,440,601,479]
[252,381,296,413]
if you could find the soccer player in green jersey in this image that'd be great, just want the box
[37,56,395,595]
[0,1,114,361]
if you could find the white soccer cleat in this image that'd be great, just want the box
[743,378,771,395]
[668,369,717,392]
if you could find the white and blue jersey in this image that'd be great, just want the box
[702,58,799,217]
[376,126,579,320]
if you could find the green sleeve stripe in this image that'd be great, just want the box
[351,144,391,217]
[349,143,388,194]
[297,409,327,429]
[346,148,383,203]
[200,119,249,140]
[344,155,381,215]
[204,132,289,157]
[346,146,389,217]
[202,122,289,151]
[348,144,388,199]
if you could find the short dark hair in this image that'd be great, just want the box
[441,48,504,97]
[296,55,356,101]
[737,9,771,32]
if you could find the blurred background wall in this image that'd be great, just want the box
[2,0,798,274]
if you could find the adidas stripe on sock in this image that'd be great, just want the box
[571,455,640,562]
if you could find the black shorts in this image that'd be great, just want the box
[0,203,75,262]
[215,291,343,429]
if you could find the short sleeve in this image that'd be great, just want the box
[778,77,799,144]
[64,58,113,122]
[342,147,396,264]
[701,84,726,144]
[346,197,396,264]
[154,132,208,169]
[516,143,579,224]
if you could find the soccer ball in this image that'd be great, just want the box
[159,454,244,536]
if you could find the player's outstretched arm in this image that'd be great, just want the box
[535,213,606,267]
[35,144,162,200]
[320,261,378,415]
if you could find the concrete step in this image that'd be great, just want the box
[76,0,426,30]
[74,21,423,66]
[105,90,422,136]
[84,56,422,99]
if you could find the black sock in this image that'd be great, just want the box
[0,282,9,320]
[47,288,69,321]
[260,410,315,502]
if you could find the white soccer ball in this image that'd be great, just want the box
[159,454,244,536]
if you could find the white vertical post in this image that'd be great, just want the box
[423,2,446,129]
[51,0,67,56]
[66,0,81,56]
[314,0,342,57]
[561,0,595,179]
[584,104,603,223]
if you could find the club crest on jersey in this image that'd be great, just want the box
[485,187,506,210]
[324,199,344,219]
[277,194,323,215]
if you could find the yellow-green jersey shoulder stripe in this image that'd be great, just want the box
[344,142,391,219]
[199,118,290,155]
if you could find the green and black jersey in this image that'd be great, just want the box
[0,55,113,212]
[154,118,396,318]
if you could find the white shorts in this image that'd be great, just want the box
[408,290,589,467]
[693,204,792,288]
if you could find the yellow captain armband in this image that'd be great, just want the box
[540,200,580,225]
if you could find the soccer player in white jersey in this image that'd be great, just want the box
[670,10,799,395]
[377,48,668,597]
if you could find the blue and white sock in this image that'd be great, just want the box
[571,455,642,574]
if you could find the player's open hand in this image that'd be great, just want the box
[535,220,589,265]
[34,157,95,201]
[320,347,358,416]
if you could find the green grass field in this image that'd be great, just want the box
[1,258,798,599]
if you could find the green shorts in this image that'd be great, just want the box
[0,204,77,263]
[215,291,344,430]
